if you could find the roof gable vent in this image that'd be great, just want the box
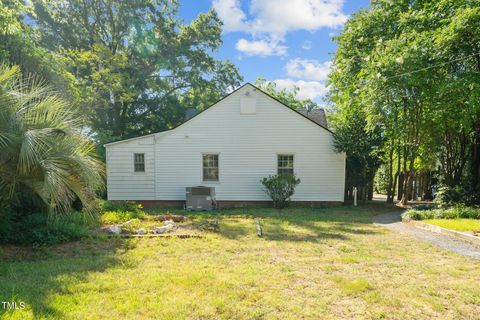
[240,97,256,114]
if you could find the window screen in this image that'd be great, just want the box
[277,154,294,175]
[134,153,145,172]
[203,154,219,181]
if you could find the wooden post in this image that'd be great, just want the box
[254,218,262,237]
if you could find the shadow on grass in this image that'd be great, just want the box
[215,204,391,242]
[0,238,136,319]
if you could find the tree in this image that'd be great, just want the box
[29,0,242,149]
[329,0,480,205]
[0,0,66,88]
[0,65,104,214]
[254,78,319,110]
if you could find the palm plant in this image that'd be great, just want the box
[0,65,104,214]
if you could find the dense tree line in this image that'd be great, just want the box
[1,0,242,155]
[329,0,480,205]
[0,0,242,215]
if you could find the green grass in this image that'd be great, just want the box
[1,205,479,319]
[423,219,480,232]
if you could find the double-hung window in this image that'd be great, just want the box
[277,154,294,175]
[134,153,145,172]
[203,154,219,181]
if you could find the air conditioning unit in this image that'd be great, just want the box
[186,186,216,211]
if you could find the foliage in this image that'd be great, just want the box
[28,0,242,150]
[261,174,301,209]
[329,0,480,205]
[435,184,480,208]
[0,211,95,245]
[254,77,319,110]
[97,200,143,213]
[101,211,145,225]
[0,65,104,215]
[402,206,480,221]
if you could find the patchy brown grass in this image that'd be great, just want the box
[1,205,479,319]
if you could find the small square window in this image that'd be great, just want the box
[203,154,219,181]
[278,154,294,175]
[134,153,145,172]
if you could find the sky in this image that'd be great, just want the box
[178,0,370,103]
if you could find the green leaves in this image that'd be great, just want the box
[0,65,105,215]
[27,0,242,148]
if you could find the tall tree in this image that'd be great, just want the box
[0,65,104,214]
[329,0,480,205]
[29,0,242,148]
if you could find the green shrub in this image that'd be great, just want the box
[97,200,143,213]
[0,211,95,245]
[435,184,480,208]
[261,174,301,209]
[402,206,480,221]
[101,210,144,224]
[414,204,437,211]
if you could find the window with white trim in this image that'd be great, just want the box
[277,154,294,175]
[203,154,219,181]
[134,153,145,172]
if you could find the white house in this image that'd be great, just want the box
[105,83,346,208]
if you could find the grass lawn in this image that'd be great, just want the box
[1,205,479,319]
[423,219,480,232]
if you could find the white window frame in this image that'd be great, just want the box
[277,154,294,175]
[202,153,219,182]
[133,153,145,173]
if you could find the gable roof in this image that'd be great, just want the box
[105,82,332,147]
[297,109,328,128]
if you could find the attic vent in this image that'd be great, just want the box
[240,97,256,114]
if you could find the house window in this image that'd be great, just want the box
[134,153,145,172]
[277,154,294,175]
[203,154,219,181]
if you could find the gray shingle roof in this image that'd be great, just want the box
[296,108,328,128]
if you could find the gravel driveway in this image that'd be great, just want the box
[373,211,480,259]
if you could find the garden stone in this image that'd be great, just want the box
[154,225,173,234]
[108,226,122,234]
[136,228,147,235]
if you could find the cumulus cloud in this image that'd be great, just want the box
[235,38,287,56]
[212,0,249,32]
[273,79,328,101]
[285,58,332,81]
[213,0,348,56]
[248,0,348,34]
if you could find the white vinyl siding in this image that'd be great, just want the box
[106,84,345,202]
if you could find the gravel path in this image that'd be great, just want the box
[373,211,480,259]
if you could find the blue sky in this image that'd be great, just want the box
[179,0,370,103]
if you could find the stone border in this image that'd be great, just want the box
[404,220,480,248]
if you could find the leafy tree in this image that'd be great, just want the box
[254,78,319,110]
[29,0,243,149]
[0,0,65,88]
[0,65,104,214]
[329,0,480,205]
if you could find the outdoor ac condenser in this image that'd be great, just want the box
[185,186,216,211]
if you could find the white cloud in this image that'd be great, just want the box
[285,58,332,81]
[301,40,312,50]
[213,0,348,56]
[213,0,347,34]
[212,0,248,32]
[273,79,328,100]
[248,0,348,34]
[235,38,287,57]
